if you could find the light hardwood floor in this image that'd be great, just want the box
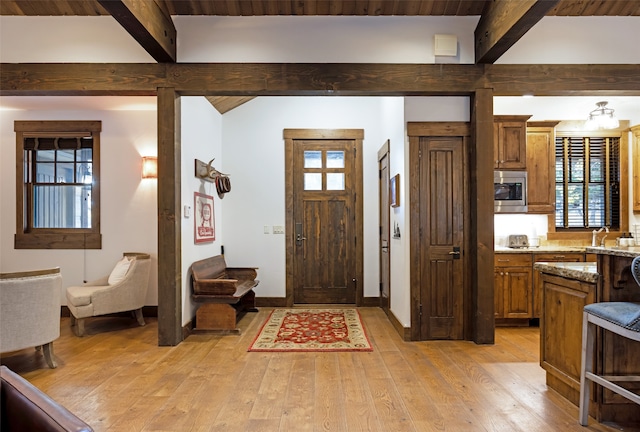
[1,307,637,432]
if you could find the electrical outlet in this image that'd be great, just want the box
[273,225,285,234]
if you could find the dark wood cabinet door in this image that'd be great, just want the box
[503,267,533,318]
[494,115,531,170]
[526,122,558,213]
[540,273,596,407]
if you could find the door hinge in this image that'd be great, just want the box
[419,304,423,316]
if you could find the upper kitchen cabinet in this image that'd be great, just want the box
[494,115,531,170]
[526,121,559,214]
[632,125,640,212]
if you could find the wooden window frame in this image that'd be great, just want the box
[547,122,629,242]
[15,120,102,249]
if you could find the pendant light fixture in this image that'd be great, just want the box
[585,101,619,130]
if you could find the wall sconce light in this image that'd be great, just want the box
[142,156,158,179]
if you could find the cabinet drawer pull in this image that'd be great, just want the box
[554,255,566,259]
[497,259,510,262]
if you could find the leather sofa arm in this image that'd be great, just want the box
[0,366,93,432]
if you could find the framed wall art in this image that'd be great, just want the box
[390,174,400,208]
[194,192,215,243]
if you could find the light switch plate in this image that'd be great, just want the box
[273,225,285,234]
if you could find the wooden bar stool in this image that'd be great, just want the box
[578,256,640,426]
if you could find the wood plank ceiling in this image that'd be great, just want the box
[3,1,640,16]
[2,0,639,112]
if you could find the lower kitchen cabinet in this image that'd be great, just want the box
[494,254,533,319]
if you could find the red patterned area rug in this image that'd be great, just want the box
[248,308,373,352]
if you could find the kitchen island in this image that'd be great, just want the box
[535,246,640,426]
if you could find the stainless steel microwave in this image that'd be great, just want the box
[494,170,527,213]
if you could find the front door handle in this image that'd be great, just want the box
[295,223,306,246]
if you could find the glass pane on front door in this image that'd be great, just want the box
[304,151,322,168]
[326,151,344,168]
[304,173,322,190]
[326,173,345,190]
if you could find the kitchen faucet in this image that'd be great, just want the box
[592,226,609,247]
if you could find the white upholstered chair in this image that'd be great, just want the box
[65,253,151,337]
[578,255,640,425]
[0,268,62,368]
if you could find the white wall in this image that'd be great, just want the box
[175,16,478,63]
[0,16,153,62]
[498,17,640,64]
[380,98,409,323]
[0,107,158,305]
[221,96,403,302]
[180,97,224,325]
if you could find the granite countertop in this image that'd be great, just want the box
[533,262,599,283]
[585,246,640,258]
[495,245,588,254]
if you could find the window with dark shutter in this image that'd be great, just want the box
[555,135,620,230]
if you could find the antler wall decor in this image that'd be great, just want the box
[194,158,232,198]
[195,158,228,182]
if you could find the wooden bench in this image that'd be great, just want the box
[190,255,259,333]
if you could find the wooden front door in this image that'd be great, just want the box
[378,141,391,312]
[285,129,363,305]
[409,123,469,340]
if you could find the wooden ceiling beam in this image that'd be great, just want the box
[474,0,560,64]
[0,63,482,95]
[2,63,639,96]
[483,64,640,95]
[97,0,177,63]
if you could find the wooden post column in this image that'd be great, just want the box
[470,88,495,344]
[157,87,183,346]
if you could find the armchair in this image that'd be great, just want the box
[0,268,62,369]
[65,253,151,337]
[1,366,93,431]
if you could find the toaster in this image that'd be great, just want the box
[507,234,529,248]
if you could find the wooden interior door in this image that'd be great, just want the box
[285,129,363,305]
[417,135,467,340]
[378,141,390,312]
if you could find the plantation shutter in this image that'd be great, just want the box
[555,136,620,230]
